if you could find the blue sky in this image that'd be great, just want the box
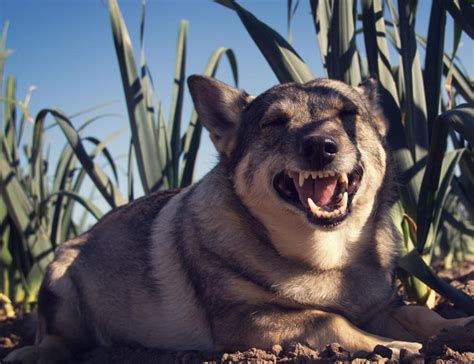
[1,0,472,217]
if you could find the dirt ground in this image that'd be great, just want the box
[1,263,473,363]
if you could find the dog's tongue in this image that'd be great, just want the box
[291,173,338,207]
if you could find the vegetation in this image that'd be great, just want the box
[0,0,473,314]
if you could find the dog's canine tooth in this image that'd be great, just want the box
[307,198,321,216]
[341,192,348,211]
[339,173,349,187]
[299,172,305,187]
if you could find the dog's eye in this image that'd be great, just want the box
[261,117,288,128]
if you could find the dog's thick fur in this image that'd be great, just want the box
[6,76,472,363]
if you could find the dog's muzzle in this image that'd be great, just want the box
[273,166,362,228]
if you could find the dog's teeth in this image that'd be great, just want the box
[339,173,349,186]
[304,171,311,179]
[341,192,348,211]
[311,171,317,179]
[328,170,335,177]
[307,198,319,215]
[299,172,305,187]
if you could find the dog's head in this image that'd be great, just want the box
[188,76,391,264]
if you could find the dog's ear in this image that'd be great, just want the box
[187,75,251,157]
[357,76,389,137]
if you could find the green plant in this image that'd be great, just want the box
[0,23,120,305]
[110,0,238,195]
[217,0,474,313]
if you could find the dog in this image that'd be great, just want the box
[5,76,472,363]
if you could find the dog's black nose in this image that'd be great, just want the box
[299,136,338,168]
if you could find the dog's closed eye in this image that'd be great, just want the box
[261,116,288,128]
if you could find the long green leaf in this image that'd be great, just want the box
[168,20,188,189]
[109,0,163,193]
[0,157,52,273]
[416,104,474,253]
[443,0,474,39]
[41,109,125,208]
[330,0,361,85]
[417,35,473,103]
[399,249,474,315]
[425,149,465,259]
[423,0,446,137]
[216,0,314,83]
[45,191,103,221]
[397,0,429,160]
[310,0,332,77]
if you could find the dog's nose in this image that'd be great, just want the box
[299,136,338,168]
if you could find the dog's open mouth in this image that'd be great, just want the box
[273,167,363,227]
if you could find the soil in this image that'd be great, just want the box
[1,264,473,363]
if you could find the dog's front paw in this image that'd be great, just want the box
[3,345,66,364]
[384,340,422,358]
[441,315,474,330]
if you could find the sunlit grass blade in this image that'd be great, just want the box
[310,0,332,77]
[109,0,162,193]
[416,104,474,253]
[0,157,53,274]
[180,47,238,187]
[286,0,300,44]
[361,0,419,217]
[42,108,125,208]
[330,0,361,85]
[45,191,103,221]
[83,128,126,186]
[4,76,18,165]
[168,21,188,188]
[216,0,314,83]
[397,0,429,160]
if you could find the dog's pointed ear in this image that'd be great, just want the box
[187,75,251,157]
[357,76,378,103]
[357,76,389,137]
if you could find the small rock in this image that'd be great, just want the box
[399,348,424,364]
[271,344,283,356]
[351,359,370,364]
[320,343,351,360]
[367,352,383,360]
[374,345,393,359]
[285,342,318,359]
[353,350,370,359]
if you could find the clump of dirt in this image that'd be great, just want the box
[1,266,473,363]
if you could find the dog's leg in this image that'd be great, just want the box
[390,305,474,340]
[4,275,91,363]
[364,304,474,341]
[214,307,421,355]
[3,334,70,364]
